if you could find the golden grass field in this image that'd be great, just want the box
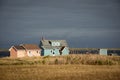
[0,54,120,80]
[0,65,120,80]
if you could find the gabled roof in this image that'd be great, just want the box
[41,40,68,47]
[60,46,65,51]
[14,46,25,50]
[9,45,25,51]
[21,44,40,50]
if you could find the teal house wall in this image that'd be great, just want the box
[39,39,69,56]
[44,49,51,56]
[43,49,60,56]
[61,47,69,55]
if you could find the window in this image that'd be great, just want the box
[53,52,55,56]
[29,51,32,57]
[52,42,60,46]
[49,41,52,44]
[37,51,39,53]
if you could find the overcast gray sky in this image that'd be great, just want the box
[0,0,120,48]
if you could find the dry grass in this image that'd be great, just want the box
[0,55,120,80]
[0,54,120,65]
[0,65,120,80]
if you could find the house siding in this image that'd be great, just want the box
[17,50,26,57]
[53,49,60,56]
[61,47,69,55]
[10,48,17,58]
[44,49,52,56]
[41,49,44,56]
[43,49,60,56]
[27,50,40,57]
[10,48,26,58]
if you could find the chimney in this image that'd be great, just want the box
[41,36,45,41]
[41,32,45,41]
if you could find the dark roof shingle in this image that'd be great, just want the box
[14,46,25,50]
[21,44,40,50]
[41,40,68,47]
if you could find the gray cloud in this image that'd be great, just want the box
[0,0,120,48]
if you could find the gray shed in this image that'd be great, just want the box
[99,49,107,55]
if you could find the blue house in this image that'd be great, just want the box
[39,39,69,56]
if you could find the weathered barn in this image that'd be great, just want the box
[39,39,69,56]
[9,44,41,58]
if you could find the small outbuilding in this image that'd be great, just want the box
[9,44,41,58]
[99,49,107,55]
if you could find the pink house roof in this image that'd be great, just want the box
[14,46,25,50]
[21,44,40,50]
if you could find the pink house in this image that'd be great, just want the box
[9,44,41,58]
